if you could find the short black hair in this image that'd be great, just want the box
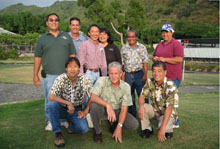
[126,30,137,38]
[152,61,166,71]
[88,24,100,32]
[99,27,114,44]
[46,13,59,22]
[65,57,80,68]
[69,17,81,25]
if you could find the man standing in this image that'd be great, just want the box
[138,61,179,141]
[33,13,76,131]
[68,17,89,56]
[121,30,149,117]
[79,62,139,143]
[78,24,107,84]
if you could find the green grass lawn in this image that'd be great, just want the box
[0,65,219,85]
[0,93,219,149]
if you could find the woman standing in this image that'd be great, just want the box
[99,28,122,67]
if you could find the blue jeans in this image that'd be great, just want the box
[42,74,59,122]
[125,70,148,117]
[85,70,100,84]
[49,101,89,134]
[172,78,181,88]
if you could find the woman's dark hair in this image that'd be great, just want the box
[65,57,80,68]
[99,27,114,44]
[152,61,167,71]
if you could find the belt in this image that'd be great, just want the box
[88,68,99,72]
[127,70,142,74]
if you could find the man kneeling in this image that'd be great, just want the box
[49,57,92,147]
[138,61,179,141]
[80,62,139,143]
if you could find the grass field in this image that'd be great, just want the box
[0,65,218,85]
[0,93,219,149]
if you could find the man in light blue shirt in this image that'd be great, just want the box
[68,17,89,56]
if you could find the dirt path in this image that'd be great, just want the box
[0,83,219,105]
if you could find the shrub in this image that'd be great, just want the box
[6,48,18,59]
[0,48,7,60]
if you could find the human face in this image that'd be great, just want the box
[69,20,80,34]
[161,31,173,43]
[66,61,80,79]
[152,66,167,86]
[108,67,122,87]
[99,32,109,43]
[127,32,137,47]
[88,26,100,41]
[46,15,59,31]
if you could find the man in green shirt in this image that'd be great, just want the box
[33,13,76,131]
[138,61,179,141]
[79,61,139,143]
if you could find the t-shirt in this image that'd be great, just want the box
[104,43,122,66]
[153,38,184,80]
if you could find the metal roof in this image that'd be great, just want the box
[0,27,16,34]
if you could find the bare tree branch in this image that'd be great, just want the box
[110,22,125,47]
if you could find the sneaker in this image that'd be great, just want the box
[165,132,173,139]
[54,132,65,147]
[93,133,103,143]
[45,121,52,131]
[86,113,94,128]
[140,129,153,139]
[61,121,69,129]
[173,118,180,128]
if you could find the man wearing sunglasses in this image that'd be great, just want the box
[33,13,76,132]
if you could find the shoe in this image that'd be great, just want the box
[93,133,103,143]
[45,121,52,131]
[140,129,153,139]
[86,113,94,128]
[165,132,173,139]
[61,121,69,129]
[54,132,65,147]
[173,118,180,128]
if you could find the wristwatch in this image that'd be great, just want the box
[118,123,123,127]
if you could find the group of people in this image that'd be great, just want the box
[33,13,184,147]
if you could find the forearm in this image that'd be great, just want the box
[33,57,42,77]
[143,63,148,76]
[118,106,128,124]
[160,107,173,130]
[90,93,110,108]
[138,96,145,107]
[49,94,71,106]
[160,57,183,64]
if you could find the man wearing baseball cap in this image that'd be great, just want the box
[152,24,184,128]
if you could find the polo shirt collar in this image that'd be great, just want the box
[107,77,123,89]
[152,77,167,89]
[46,31,63,37]
[162,38,175,46]
[68,31,85,41]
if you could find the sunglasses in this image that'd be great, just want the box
[48,19,59,22]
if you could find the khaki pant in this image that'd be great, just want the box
[141,104,173,133]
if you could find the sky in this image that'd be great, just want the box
[0,0,76,10]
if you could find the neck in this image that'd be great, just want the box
[102,42,108,47]
[164,38,172,44]
[91,39,98,45]
[156,80,163,87]
[71,32,79,40]
[112,83,119,88]
[49,30,59,37]
[69,75,78,85]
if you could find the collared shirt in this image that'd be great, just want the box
[121,42,149,72]
[78,39,107,76]
[91,77,133,109]
[50,73,93,107]
[140,77,179,122]
[153,38,184,80]
[35,31,76,75]
[68,31,88,56]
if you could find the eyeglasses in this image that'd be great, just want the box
[127,36,136,38]
[48,19,59,22]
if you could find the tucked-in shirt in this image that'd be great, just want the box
[35,31,76,75]
[50,73,93,107]
[91,77,133,109]
[153,38,184,80]
[140,77,179,123]
[104,43,122,66]
[121,42,149,72]
[78,39,107,76]
[68,31,88,56]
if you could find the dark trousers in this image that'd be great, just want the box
[90,103,139,134]
[125,70,148,117]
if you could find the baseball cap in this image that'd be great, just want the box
[161,24,175,33]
